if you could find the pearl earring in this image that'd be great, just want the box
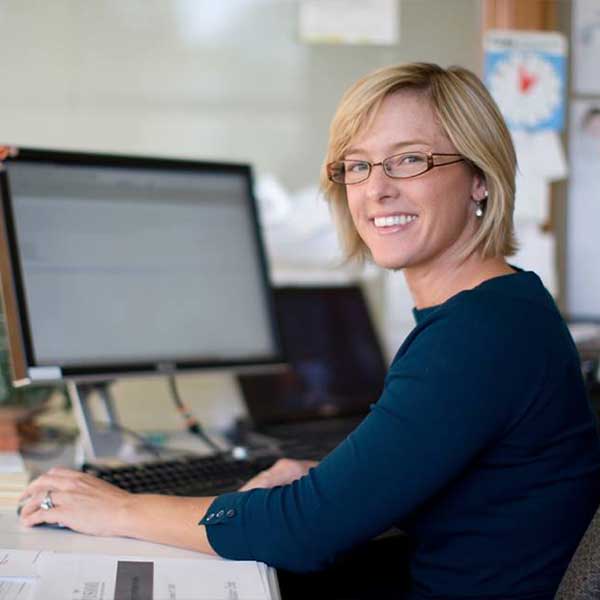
[475,190,488,218]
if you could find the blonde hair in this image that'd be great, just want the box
[320,62,517,262]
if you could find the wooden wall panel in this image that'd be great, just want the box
[482,0,557,31]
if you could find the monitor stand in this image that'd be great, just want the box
[67,381,129,462]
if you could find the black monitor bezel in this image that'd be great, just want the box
[0,147,284,383]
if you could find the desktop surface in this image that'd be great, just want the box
[2,502,407,600]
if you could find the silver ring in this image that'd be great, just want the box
[39,490,55,511]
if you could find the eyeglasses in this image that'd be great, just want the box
[327,151,465,185]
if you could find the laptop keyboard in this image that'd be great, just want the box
[82,452,279,497]
[82,418,364,496]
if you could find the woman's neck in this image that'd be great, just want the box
[404,254,515,310]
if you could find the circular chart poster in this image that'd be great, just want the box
[484,30,567,132]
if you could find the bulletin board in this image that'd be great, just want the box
[566,0,600,320]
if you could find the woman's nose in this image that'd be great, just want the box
[364,163,396,201]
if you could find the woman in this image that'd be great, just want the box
[19,63,600,599]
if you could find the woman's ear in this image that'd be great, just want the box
[470,172,487,201]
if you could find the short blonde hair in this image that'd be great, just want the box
[320,62,517,262]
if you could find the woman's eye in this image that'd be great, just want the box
[347,162,369,173]
[385,154,426,171]
[400,154,425,164]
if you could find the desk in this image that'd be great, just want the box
[2,506,407,600]
[1,507,281,599]
[8,409,409,599]
[2,427,282,599]
[1,508,206,559]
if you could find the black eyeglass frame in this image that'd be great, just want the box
[327,151,465,185]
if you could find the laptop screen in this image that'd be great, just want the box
[238,285,389,426]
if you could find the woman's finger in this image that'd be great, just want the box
[239,471,272,491]
[18,492,46,519]
[19,469,92,501]
[19,488,64,520]
[19,474,65,502]
[239,458,318,491]
[21,501,68,529]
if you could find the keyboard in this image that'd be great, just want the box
[82,452,279,497]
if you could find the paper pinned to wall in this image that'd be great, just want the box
[299,0,400,45]
[514,176,549,223]
[254,174,375,284]
[566,99,600,319]
[513,221,557,297]
[512,129,568,181]
[512,130,568,224]
[484,30,567,132]
[382,271,415,359]
[573,0,600,95]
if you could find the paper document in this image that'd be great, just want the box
[0,550,41,579]
[0,580,34,600]
[0,550,40,600]
[0,549,278,600]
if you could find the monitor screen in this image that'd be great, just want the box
[238,285,388,425]
[0,149,282,383]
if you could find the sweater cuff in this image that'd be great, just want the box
[199,491,253,560]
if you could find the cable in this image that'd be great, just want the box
[100,422,163,458]
[103,425,200,459]
[166,375,222,453]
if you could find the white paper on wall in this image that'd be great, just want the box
[253,174,373,284]
[573,0,600,95]
[382,271,415,359]
[566,99,600,319]
[513,221,557,297]
[299,0,400,45]
[511,130,568,224]
[484,30,567,132]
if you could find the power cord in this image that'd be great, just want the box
[166,375,222,453]
[100,421,163,459]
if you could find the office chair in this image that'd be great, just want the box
[555,505,600,598]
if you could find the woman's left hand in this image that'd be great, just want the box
[18,467,132,536]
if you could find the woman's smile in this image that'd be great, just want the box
[371,213,419,234]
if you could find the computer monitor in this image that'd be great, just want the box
[0,147,283,458]
[239,285,388,427]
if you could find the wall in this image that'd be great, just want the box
[0,0,482,433]
[0,0,481,191]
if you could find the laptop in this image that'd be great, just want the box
[236,285,389,460]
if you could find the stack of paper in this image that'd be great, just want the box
[0,548,280,600]
[0,452,29,509]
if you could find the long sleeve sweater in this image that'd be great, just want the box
[201,270,600,599]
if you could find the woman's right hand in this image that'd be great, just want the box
[239,458,318,491]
